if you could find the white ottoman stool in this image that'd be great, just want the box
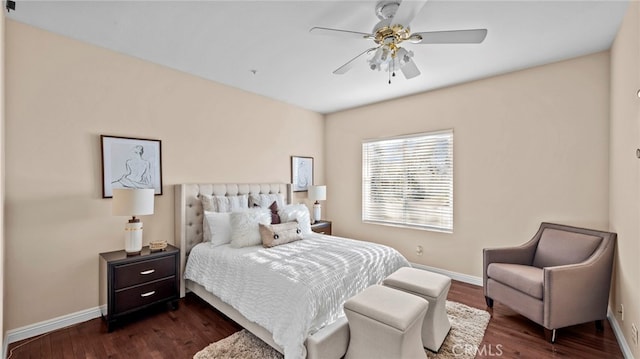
[383,267,452,352]
[343,284,428,359]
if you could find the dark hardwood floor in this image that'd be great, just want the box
[8,280,624,358]
[450,281,623,358]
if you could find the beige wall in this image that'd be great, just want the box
[1,8,5,349]
[326,52,610,277]
[4,9,638,354]
[610,1,640,357]
[3,20,324,330]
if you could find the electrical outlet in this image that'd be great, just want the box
[416,245,423,256]
[632,323,638,346]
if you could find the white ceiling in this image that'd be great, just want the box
[7,1,629,114]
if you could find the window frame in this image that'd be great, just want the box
[362,129,454,233]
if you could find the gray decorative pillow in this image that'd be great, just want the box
[259,221,303,248]
[200,194,249,212]
[200,194,217,212]
[215,194,249,213]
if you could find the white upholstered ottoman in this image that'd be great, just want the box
[343,284,428,359]
[383,267,452,352]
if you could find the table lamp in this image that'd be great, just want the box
[112,188,155,254]
[308,185,326,223]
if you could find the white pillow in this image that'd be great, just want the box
[203,211,232,247]
[278,204,312,235]
[249,193,286,209]
[229,208,272,248]
[215,194,249,212]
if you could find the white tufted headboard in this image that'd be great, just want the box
[174,183,292,295]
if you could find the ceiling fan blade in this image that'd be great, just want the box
[310,27,373,40]
[400,58,421,79]
[410,29,488,44]
[333,47,378,75]
[391,0,428,27]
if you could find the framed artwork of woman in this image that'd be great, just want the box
[101,135,163,198]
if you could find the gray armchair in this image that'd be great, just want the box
[483,222,616,342]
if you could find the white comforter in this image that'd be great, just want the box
[184,234,410,359]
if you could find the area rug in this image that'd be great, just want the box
[194,301,490,359]
[427,301,491,359]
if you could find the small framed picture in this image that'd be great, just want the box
[101,135,163,198]
[291,156,314,192]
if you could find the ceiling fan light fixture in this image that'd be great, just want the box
[368,44,415,76]
[396,47,414,66]
[381,48,390,62]
[368,47,385,71]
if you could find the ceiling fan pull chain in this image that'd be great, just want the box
[389,58,395,84]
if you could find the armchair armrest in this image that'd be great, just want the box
[543,237,615,329]
[483,245,537,266]
[483,238,538,294]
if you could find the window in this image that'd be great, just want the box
[362,130,453,233]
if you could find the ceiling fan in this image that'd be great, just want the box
[310,0,487,83]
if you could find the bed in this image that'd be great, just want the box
[174,183,410,359]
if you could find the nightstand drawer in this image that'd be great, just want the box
[114,256,176,289]
[114,277,177,314]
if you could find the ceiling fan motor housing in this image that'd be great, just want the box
[373,1,411,46]
[373,23,411,45]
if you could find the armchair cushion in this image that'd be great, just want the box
[487,263,543,299]
[532,228,602,268]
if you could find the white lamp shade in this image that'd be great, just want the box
[112,188,155,216]
[308,185,327,202]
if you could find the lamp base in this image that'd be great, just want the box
[124,221,143,255]
[313,202,321,224]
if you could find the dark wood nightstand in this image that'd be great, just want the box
[99,244,180,331]
[311,220,332,235]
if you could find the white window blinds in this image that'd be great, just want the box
[362,130,453,233]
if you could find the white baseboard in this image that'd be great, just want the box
[608,307,635,359]
[410,262,483,286]
[2,306,103,359]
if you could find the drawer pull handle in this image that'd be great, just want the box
[140,269,155,275]
[140,291,156,297]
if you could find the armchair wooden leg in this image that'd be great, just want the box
[595,320,604,332]
[544,328,557,343]
[485,296,494,308]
